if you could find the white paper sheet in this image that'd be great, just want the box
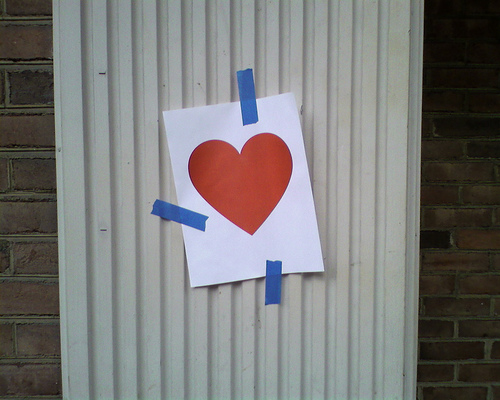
[163,93,324,287]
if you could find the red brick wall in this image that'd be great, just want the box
[0,0,61,398]
[419,1,500,399]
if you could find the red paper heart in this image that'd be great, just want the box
[188,133,293,235]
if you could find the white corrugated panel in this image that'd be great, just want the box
[54,1,423,399]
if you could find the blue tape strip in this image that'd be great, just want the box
[151,199,208,231]
[265,260,282,305]
[237,68,258,125]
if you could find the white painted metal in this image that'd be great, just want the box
[53,2,90,398]
[54,1,423,399]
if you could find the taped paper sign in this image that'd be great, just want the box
[163,93,324,287]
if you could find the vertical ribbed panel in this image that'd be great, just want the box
[54,1,423,399]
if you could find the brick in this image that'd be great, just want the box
[494,385,500,400]
[5,0,52,16]
[456,229,500,250]
[0,240,9,273]
[419,319,454,338]
[423,162,494,182]
[11,158,56,190]
[463,186,500,205]
[420,230,452,249]
[468,43,500,64]
[494,254,500,270]
[426,18,499,39]
[0,114,55,148]
[459,275,500,294]
[465,0,500,14]
[421,341,484,360]
[459,363,500,382]
[420,275,455,295]
[417,364,454,382]
[0,70,4,107]
[422,117,434,138]
[495,298,500,315]
[0,323,14,356]
[0,281,59,315]
[422,386,487,400]
[421,185,459,205]
[460,320,500,337]
[424,42,466,63]
[424,0,462,15]
[423,297,489,317]
[467,141,500,158]
[13,242,58,275]
[16,324,60,356]
[7,70,53,105]
[422,91,464,112]
[0,364,61,396]
[470,94,500,113]
[0,201,57,234]
[421,252,489,272]
[492,342,500,359]
[425,68,500,89]
[422,208,492,228]
[0,26,52,60]
[0,158,8,192]
[434,117,500,138]
[421,140,463,160]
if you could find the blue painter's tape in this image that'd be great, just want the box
[265,260,282,305]
[237,68,258,125]
[151,199,208,231]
